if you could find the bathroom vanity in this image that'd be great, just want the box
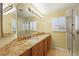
[0,34,51,56]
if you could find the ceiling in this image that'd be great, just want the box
[18,8,34,19]
[17,3,37,19]
[32,3,77,15]
[3,3,77,18]
[18,3,77,18]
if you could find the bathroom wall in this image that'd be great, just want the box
[47,9,67,49]
[17,3,67,49]
[3,13,16,34]
[36,9,67,49]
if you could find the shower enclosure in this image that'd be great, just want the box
[66,4,79,56]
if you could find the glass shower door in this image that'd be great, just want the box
[66,9,73,56]
[66,4,79,56]
[73,5,79,56]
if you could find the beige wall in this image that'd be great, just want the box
[3,13,16,34]
[51,32,66,48]
[36,9,67,49]
[49,10,67,49]
[17,3,67,49]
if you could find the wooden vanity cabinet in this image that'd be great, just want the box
[32,36,51,56]
[39,41,44,56]
[44,38,48,55]
[47,36,51,51]
[32,41,44,56]
[20,49,32,56]
[20,35,51,56]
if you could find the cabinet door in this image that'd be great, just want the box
[44,38,48,55]
[32,43,40,56]
[66,9,73,55]
[32,41,44,56]
[47,36,51,51]
[73,5,79,56]
[39,41,44,56]
[20,49,32,56]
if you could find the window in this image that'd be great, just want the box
[51,16,66,32]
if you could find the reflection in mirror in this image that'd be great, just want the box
[2,3,17,39]
[17,3,30,38]
[17,3,38,39]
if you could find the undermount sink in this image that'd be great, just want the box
[16,37,39,46]
[26,39,38,45]
[30,37,38,39]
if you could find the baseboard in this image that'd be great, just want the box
[55,47,67,51]
[66,48,70,55]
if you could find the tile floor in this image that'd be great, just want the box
[47,48,69,56]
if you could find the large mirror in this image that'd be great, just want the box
[2,3,17,39]
[17,3,38,38]
[0,3,42,41]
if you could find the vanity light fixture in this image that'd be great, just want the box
[27,7,43,18]
[3,4,13,13]
[3,4,16,15]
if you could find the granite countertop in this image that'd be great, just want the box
[0,34,50,56]
[0,34,17,49]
